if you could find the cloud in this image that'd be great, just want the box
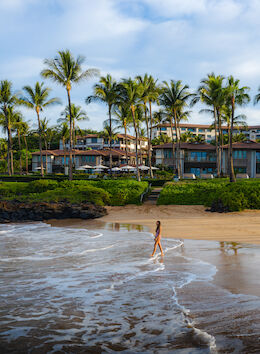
[140,0,206,16]
[0,57,43,81]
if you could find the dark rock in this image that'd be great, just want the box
[209,199,230,213]
[0,201,107,223]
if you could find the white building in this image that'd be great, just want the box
[152,123,260,143]
[60,133,148,153]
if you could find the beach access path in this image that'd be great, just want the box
[101,205,260,244]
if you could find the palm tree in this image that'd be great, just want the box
[254,87,260,105]
[59,103,88,151]
[120,78,143,181]
[59,123,70,172]
[12,109,25,174]
[86,74,119,171]
[40,118,54,173]
[0,80,17,175]
[136,74,159,177]
[101,123,119,166]
[20,121,30,174]
[160,80,194,177]
[41,49,99,179]
[225,76,250,182]
[113,102,131,164]
[192,73,225,177]
[20,82,60,177]
[0,105,20,175]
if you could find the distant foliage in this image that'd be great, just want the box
[157,179,260,211]
[0,179,148,206]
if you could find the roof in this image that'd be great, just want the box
[222,141,260,150]
[32,148,137,157]
[153,142,216,150]
[75,133,148,141]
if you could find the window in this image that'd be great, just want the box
[233,150,247,159]
[256,152,260,161]
[181,128,186,131]
[161,127,167,131]
[164,149,173,159]
[198,129,205,132]
[188,128,195,132]
[91,137,97,143]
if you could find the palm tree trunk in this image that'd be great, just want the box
[217,109,222,175]
[170,118,175,171]
[66,87,73,180]
[23,135,28,174]
[148,101,154,178]
[214,107,220,177]
[63,137,67,172]
[124,121,129,164]
[229,98,236,182]
[45,139,48,173]
[73,120,76,166]
[109,105,112,172]
[36,109,44,177]
[177,116,182,178]
[131,106,140,182]
[8,124,14,175]
[17,130,22,174]
[4,106,11,175]
[174,110,180,178]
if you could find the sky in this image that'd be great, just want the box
[0,0,260,134]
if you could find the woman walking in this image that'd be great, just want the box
[151,221,164,257]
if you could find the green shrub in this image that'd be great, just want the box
[0,182,28,198]
[28,179,59,193]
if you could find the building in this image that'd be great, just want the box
[31,148,145,173]
[60,133,148,153]
[222,141,260,177]
[152,123,260,143]
[153,142,217,176]
[153,140,260,177]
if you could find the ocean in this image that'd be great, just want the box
[0,222,259,353]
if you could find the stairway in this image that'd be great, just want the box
[144,188,162,204]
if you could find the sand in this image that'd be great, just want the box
[100,205,260,244]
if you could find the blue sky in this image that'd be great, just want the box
[0,0,260,133]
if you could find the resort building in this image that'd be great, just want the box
[153,142,217,176]
[153,140,260,177]
[151,123,260,143]
[60,134,148,154]
[31,148,145,173]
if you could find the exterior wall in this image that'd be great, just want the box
[152,125,260,143]
[32,155,53,173]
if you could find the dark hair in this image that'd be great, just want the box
[156,220,161,233]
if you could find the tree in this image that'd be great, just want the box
[86,74,119,171]
[59,103,88,151]
[12,109,25,174]
[120,78,143,181]
[254,87,260,105]
[41,49,99,179]
[136,74,159,177]
[160,80,194,177]
[192,73,225,177]
[40,118,54,173]
[59,123,70,171]
[20,82,60,177]
[114,102,131,164]
[225,76,250,182]
[0,80,18,175]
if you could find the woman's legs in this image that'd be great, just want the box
[158,241,164,256]
[151,240,164,257]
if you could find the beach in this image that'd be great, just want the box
[1,208,260,352]
[100,204,260,244]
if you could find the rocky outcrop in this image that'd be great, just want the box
[208,199,230,213]
[0,201,107,223]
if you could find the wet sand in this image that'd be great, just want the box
[100,205,260,244]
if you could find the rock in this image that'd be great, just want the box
[0,201,107,223]
[209,199,230,213]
